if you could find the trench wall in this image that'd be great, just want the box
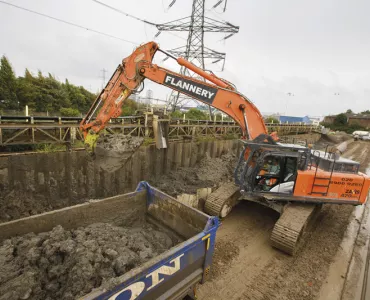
[0,133,322,221]
[0,139,242,220]
[279,133,321,144]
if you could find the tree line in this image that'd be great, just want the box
[0,55,96,116]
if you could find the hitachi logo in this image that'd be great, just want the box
[165,75,215,100]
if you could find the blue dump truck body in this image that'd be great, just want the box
[90,182,219,300]
[0,182,219,300]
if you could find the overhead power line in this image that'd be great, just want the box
[91,0,155,26]
[160,0,239,113]
[91,0,187,42]
[0,0,138,45]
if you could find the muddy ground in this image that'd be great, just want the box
[149,153,237,196]
[313,132,352,150]
[0,138,237,223]
[0,135,143,223]
[0,222,176,300]
[197,139,370,300]
[1,134,369,300]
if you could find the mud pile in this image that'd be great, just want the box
[0,187,63,223]
[150,153,237,196]
[94,134,144,172]
[96,134,144,153]
[313,133,352,150]
[0,222,175,300]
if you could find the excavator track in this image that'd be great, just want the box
[270,203,321,255]
[204,183,240,218]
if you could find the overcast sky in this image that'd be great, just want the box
[1,0,369,116]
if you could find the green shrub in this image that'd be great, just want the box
[35,143,66,152]
[321,121,366,134]
[333,113,347,126]
[186,108,208,120]
[170,110,184,119]
[60,107,80,117]
[265,117,279,124]
[120,99,138,116]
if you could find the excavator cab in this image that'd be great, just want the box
[253,154,298,193]
[235,140,369,209]
[235,141,309,198]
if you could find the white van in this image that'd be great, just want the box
[353,130,370,141]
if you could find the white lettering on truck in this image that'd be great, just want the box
[108,282,145,300]
[108,253,184,300]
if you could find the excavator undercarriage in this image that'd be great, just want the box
[204,180,324,255]
[204,189,321,255]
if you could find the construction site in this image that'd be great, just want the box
[1,0,370,300]
[1,131,370,300]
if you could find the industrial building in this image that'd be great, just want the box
[275,115,321,125]
[324,113,370,129]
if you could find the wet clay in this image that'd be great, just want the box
[94,134,144,173]
[150,153,237,196]
[0,222,175,300]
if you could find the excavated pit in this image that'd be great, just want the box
[0,141,238,299]
[0,222,177,300]
[0,139,239,223]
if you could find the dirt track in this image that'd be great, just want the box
[197,140,370,300]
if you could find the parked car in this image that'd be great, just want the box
[361,134,370,141]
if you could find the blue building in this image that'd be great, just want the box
[278,115,312,124]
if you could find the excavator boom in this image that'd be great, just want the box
[80,42,271,150]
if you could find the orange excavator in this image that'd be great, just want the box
[80,42,370,255]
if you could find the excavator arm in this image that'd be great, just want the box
[80,41,273,151]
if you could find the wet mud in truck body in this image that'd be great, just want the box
[0,182,219,300]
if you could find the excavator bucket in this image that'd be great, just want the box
[93,133,144,172]
[84,131,100,153]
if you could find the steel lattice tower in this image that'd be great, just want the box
[156,0,239,113]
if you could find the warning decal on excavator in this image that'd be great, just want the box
[164,73,217,104]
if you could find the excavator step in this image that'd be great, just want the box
[309,191,328,195]
[204,182,240,218]
[312,184,330,187]
[270,203,321,255]
[315,177,331,180]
